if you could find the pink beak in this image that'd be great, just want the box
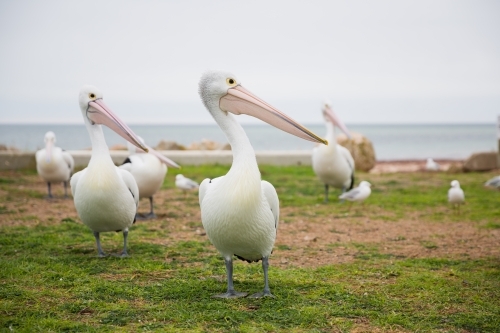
[323,104,351,139]
[220,85,327,145]
[87,99,148,152]
[145,144,180,169]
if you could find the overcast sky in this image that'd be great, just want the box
[0,0,499,124]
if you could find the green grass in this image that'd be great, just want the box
[1,166,500,332]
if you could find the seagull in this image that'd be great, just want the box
[119,138,180,219]
[426,158,440,171]
[175,174,199,197]
[312,101,355,203]
[70,85,148,257]
[484,175,500,189]
[448,180,465,213]
[198,70,326,298]
[35,131,74,198]
[338,181,372,203]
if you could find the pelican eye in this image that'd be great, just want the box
[226,78,236,86]
[89,93,96,99]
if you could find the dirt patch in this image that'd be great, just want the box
[1,170,499,269]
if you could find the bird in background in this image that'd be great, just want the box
[338,181,372,209]
[119,137,180,219]
[312,101,355,203]
[198,70,326,298]
[448,180,465,213]
[71,85,147,257]
[175,174,199,197]
[426,158,440,171]
[484,175,500,189]
[36,131,74,198]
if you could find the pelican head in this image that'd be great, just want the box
[451,180,460,188]
[359,181,372,188]
[199,70,327,145]
[43,131,56,162]
[322,101,351,139]
[78,85,147,152]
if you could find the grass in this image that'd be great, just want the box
[1,166,500,332]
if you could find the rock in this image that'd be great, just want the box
[446,161,464,174]
[155,140,186,150]
[187,139,231,151]
[463,152,498,172]
[109,144,127,151]
[336,132,376,172]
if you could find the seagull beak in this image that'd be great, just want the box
[323,105,351,139]
[220,85,327,145]
[146,144,180,169]
[87,99,148,152]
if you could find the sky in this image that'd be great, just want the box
[0,0,499,125]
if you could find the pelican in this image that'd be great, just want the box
[448,180,465,213]
[484,175,500,189]
[426,158,440,171]
[70,85,147,257]
[198,70,326,298]
[338,181,372,203]
[175,174,199,197]
[35,131,74,198]
[312,101,354,203]
[119,138,180,219]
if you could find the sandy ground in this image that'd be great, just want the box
[1,163,498,269]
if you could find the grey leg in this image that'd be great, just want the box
[46,182,53,199]
[323,184,329,203]
[339,186,346,203]
[93,231,106,257]
[213,257,248,298]
[120,229,129,257]
[63,181,69,198]
[249,256,275,298]
[136,197,157,220]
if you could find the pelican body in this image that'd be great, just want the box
[448,180,465,213]
[35,131,74,198]
[70,85,147,257]
[120,139,180,218]
[198,70,326,298]
[312,102,355,202]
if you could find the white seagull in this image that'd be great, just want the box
[175,174,199,197]
[338,181,372,203]
[36,131,75,198]
[484,175,500,189]
[198,70,326,298]
[70,85,147,257]
[312,101,355,203]
[120,138,180,219]
[448,180,465,213]
[426,158,440,171]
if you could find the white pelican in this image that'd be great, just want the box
[312,101,354,203]
[426,158,440,171]
[175,174,199,197]
[119,138,180,219]
[70,85,148,257]
[338,180,372,203]
[198,70,326,298]
[35,131,75,198]
[448,180,465,213]
[484,175,500,189]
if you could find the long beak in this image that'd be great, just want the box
[45,141,53,163]
[323,105,351,139]
[145,144,180,169]
[220,85,327,145]
[87,99,148,152]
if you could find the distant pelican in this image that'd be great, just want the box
[484,175,500,189]
[120,138,180,219]
[338,181,372,203]
[448,180,465,213]
[36,131,74,198]
[70,85,147,257]
[426,158,440,171]
[175,174,199,197]
[312,101,354,203]
[198,70,326,298]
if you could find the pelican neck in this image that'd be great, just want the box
[85,120,112,160]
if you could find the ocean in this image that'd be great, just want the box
[0,123,496,161]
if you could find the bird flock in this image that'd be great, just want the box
[33,70,495,298]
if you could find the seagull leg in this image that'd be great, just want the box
[120,229,129,257]
[213,257,247,298]
[46,182,53,199]
[323,184,329,203]
[93,231,106,257]
[249,256,275,298]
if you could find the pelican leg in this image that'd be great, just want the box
[93,231,106,257]
[249,256,275,298]
[213,257,248,298]
[339,186,346,203]
[63,181,69,198]
[323,184,329,203]
[46,182,53,199]
[120,229,129,257]
[142,197,157,219]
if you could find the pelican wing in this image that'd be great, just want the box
[62,151,75,174]
[118,168,139,207]
[70,169,86,197]
[199,176,223,206]
[262,180,279,230]
[338,145,355,172]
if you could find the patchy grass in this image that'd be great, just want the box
[0,166,499,332]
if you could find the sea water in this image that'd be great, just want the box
[0,123,495,160]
